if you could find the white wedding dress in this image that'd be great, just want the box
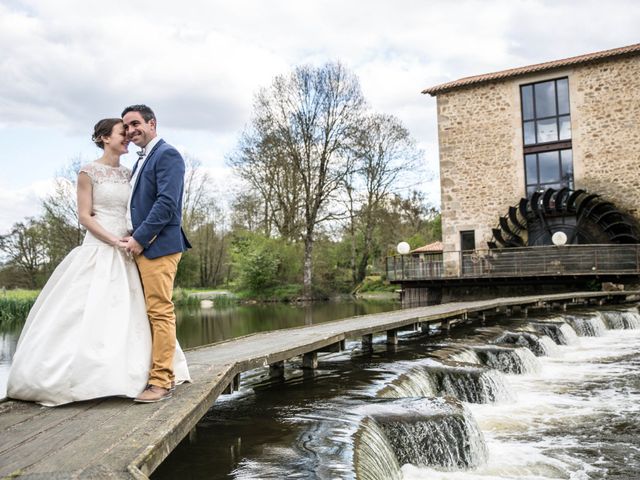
[7,162,190,406]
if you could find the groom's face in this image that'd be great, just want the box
[122,111,156,148]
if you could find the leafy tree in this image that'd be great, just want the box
[0,219,48,288]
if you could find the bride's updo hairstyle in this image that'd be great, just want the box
[92,118,123,149]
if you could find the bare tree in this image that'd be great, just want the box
[182,156,213,233]
[230,191,268,233]
[346,113,423,283]
[230,131,304,239]
[231,62,365,298]
[180,156,230,287]
[40,158,84,269]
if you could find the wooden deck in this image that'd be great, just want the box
[1,290,637,479]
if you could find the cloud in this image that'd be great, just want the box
[1,0,638,232]
[0,179,57,234]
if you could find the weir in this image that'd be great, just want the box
[529,320,579,345]
[376,361,512,403]
[601,309,640,329]
[468,345,541,374]
[354,398,488,476]
[494,330,559,356]
[564,312,609,336]
[0,291,637,479]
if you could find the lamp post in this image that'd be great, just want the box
[397,242,410,279]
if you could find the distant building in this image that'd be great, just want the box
[423,43,640,276]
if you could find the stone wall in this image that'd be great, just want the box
[436,54,640,275]
[436,81,523,274]
[572,56,640,219]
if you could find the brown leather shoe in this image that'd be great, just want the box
[134,384,173,403]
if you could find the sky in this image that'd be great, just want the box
[0,0,638,234]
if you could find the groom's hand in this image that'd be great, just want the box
[122,236,144,255]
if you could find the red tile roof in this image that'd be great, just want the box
[422,43,640,96]
[411,241,443,253]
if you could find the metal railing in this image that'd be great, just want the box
[386,255,445,281]
[387,244,640,281]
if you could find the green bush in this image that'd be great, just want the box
[230,232,303,296]
[357,275,396,293]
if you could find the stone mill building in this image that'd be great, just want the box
[388,43,640,304]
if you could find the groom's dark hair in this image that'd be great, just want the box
[121,104,156,124]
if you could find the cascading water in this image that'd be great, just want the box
[601,309,640,329]
[564,312,608,336]
[436,365,514,404]
[530,320,578,345]
[355,397,488,474]
[494,331,559,356]
[377,361,513,404]
[536,334,560,355]
[354,416,403,480]
[377,369,437,399]
[470,345,541,374]
[451,350,482,365]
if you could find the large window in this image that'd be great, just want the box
[520,78,573,195]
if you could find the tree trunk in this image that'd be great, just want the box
[303,232,314,299]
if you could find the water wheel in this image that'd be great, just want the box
[488,188,639,248]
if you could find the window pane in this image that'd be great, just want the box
[538,151,560,183]
[525,154,538,184]
[534,80,557,117]
[561,149,573,182]
[541,182,562,191]
[460,231,475,251]
[527,184,538,197]
[523,121,536,144]
[521,85,534,120]
[559,115,571,140]
[537,118,558,143]
[557,78,570,115]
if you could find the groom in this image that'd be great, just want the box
[121,104,191,403]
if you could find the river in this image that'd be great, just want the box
[1,299,639,479]
[152,304,640,479]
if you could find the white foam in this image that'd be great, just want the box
[402,328,640,479]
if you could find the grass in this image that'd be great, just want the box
[234,284,305,302]
[0,289,39,330]
[172,287,238,307]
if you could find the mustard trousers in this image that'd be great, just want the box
[136,252,181,389]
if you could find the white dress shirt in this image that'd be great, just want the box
[126,136,162,232]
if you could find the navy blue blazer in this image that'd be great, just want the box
[130,139,191,259]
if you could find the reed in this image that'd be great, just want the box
[0,289,39,330]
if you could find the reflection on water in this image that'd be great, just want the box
[176,298,399,348]
[0,298,399,397]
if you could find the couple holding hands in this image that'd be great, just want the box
[8,105,192,406]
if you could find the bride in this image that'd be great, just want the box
[6,118,190,406]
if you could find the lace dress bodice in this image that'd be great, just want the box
[79,162,132,244]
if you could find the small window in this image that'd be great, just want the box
[460,231,476,251]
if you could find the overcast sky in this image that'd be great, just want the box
[0,0,638,234]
